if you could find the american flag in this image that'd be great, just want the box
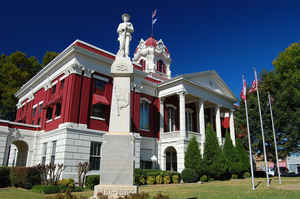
[241,77,247,102]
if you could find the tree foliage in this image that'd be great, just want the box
[202,124,227,179]
[0,51,58,120]
[235,42,300,161]
[42,51,58,67]
[184,136,201,175]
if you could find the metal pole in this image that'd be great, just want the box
[268,92,282,184]
[245,95,256,190]
[243,76,255,191]
[254,68,270,186]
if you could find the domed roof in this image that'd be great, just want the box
[145,37,157,47]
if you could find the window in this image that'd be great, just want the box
[140,160,152,169]
[39,103,43,113]
[61,79,65,89]
[95,79,106,91]
[37,118,40,125]
[55,103,61,117]
[32,107,37,117]
[42,142,47,165]
[140,100,150,130]
[186,110,193,131]
[89,142,101,170]
[91,103,105,119]
[52,84,56,94]
[157,60,164,72]
[167,107,176,132]
[50,141,56,165]
[46,107,53,120]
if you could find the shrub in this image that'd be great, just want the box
[243,172,251,178]
[181,168,198,183]
[200,175,208,182]
[163,175,171,184]
[185,136,202,175]
[0,167,10,188]
[209,177,214,181]
[155,175,163,184]
[147,176,155,185]
[153,192,170,199]
[231,174,238,179]
[172,175,180,184]
[126,192,150,199]
[32,184,60,194]
[139,175,146,185]
[85,175,99,190]
[58,178,75,187]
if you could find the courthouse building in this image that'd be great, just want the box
[0,34,237,179]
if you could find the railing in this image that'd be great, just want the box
[160,131,202,142]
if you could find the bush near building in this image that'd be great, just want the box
[0,167,10,187]
[134,169,180,185]
[181,168,199,183]
[85,175,100,190]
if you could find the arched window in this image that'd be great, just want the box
[139,59,146,71]
[157,60,164,72]
[140,98,150,130]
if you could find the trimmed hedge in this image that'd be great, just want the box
[31,184,61,194]
[10,167,41,189]
[134,169,180,185]
[181,168,198,183]
[85,175,99,189]
[0,167,10,188]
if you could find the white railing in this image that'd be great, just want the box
[160,131,181,139]
[160,131,202,141]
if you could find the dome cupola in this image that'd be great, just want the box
[133,36,171,79]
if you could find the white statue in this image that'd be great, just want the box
[117,13,134,57]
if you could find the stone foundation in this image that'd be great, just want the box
[92,184,138,199]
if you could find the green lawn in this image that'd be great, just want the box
[1,177,300,199]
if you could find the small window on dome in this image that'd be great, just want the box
[157,60,164,73]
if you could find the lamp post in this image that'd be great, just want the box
[151,154,158,169]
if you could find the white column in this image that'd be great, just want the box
[178,92,186,137]
[198,99,205,155]
[159,98,164,136]
[229,110,236,146]
[215,105,222,145]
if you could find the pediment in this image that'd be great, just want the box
[183,71,236,100]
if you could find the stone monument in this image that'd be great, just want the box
[92,13,137,199]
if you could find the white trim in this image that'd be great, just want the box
[39,101,44,105]
[140,97,151,104]
[90,116,105,121]
[54,116,61,120]
[46,119,53,123]
[94,75,109,82]
[51,80,58,86]
[33,104,38,108]
[59,74,67,81]
[166,104,177,110]
[186,108,194,113]
[0,119,40,128]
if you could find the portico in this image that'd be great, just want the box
[157,71,237,172]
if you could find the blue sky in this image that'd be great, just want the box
[1,0,299,100]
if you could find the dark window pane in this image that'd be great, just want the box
[95,79,106,91]
[55,103,61,117]
[52,85,56,94]
[61,79,65,89]
[46,107,53,120]
[92,103,105,118]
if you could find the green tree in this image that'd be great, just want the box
[223,131,234,175]
[235,42,300,164]
[42,51,58,67]
[235,139,250,175]
[0,51,58,120]
[202,124,227,179]
[184,136,201,177]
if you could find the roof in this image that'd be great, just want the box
[145,37,157,47]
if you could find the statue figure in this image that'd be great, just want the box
[117,13,134,57]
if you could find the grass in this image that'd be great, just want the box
[1,177,300,199]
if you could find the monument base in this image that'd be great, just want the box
[92,184,138,199]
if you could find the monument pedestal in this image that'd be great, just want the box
[91,133,137,199]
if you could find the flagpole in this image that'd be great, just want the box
[243,76,255,191]
[268,92,282,184]
[254,68,270,187]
